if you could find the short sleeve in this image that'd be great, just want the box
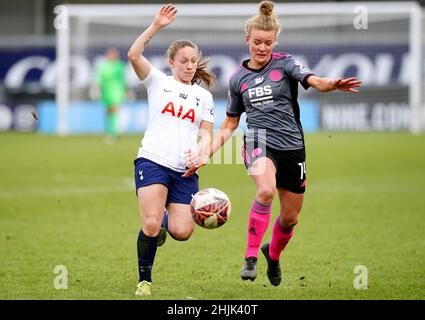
[142,65,167,90]
[284,56,315,90]
[226,80,245,117]
[201,91,215,124]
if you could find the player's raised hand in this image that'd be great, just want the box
[333,77,362,93]
[153,4,177,28]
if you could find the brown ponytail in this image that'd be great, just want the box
[167,39,215,88]
[245,1,281,38]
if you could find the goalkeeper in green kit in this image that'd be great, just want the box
[94,48,126,142]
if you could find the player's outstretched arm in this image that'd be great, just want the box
[307,75,362,93]
[182,121,213,177]
[211,115,241,157]
[183,116,240,177]
[128,4,177,80]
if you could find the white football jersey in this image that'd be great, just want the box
[137,66,215,172]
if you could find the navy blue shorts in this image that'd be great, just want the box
[242,140,306,194]
[134,157,199,205]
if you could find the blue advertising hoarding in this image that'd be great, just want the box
[37,99,320,134]
[1,44,415,133]
[0,44,409,93]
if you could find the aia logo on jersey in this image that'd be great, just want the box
[161,102,195,123]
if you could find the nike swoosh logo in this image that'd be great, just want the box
[164,89,172,92]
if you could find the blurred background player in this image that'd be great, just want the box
[93,47,126,143]
[185,0,361,286]
[127,4,215,296]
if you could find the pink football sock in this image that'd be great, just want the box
[245,200,271,258]
[269,216,294,261]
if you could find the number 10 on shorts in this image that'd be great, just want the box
[298,162,306,180]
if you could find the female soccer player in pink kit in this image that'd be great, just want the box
[128,4,215,296]
[185,1,361,286]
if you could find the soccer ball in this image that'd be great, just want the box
[190,188,231,229]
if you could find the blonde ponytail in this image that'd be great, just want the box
[245,1,281,38]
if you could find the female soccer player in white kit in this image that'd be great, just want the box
[128,4,215,296]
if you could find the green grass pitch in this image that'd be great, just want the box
[0,132,424,300]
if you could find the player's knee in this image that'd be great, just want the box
[172,230,193,241]
[256,186,275,203]
[142,218,161,237]
[170,226,194,241]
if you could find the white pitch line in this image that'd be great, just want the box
[0,184,134,198]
